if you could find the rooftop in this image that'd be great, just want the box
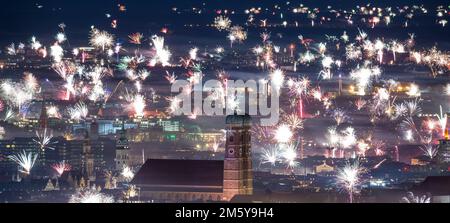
[131,159,224,189]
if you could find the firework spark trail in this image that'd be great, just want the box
[373,159,387,169]
[212,141,220,153]
[401,192,431,203]
[103,80,124,105]
[354,98,367,111]
[34,128,58,151]
[401,117,419,142]
[437,105,448,137]
[421,144,438,160]
[4,108,16,121]
[403,99,422,117]
[8,151,38,175]
[164,72,178,85]
[333,109,349,126]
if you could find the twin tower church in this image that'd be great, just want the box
[131,114,254,202]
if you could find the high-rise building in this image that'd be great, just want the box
[115,121,129,170]
[39,101,48,129]
[90,120,99,140]
[81,131,95,181]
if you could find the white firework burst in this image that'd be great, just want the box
[121,166,135,181]
[89,29,114,51]
[336,160,365,203]
[421,144,438,160]
[150,35,171,67]
[261,147,280,166]
[214,16,232,31]
[8,151,38,175]
[68,102,89,121]
[34,128,58,151]
[69,189,114,203]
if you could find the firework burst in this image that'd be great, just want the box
[284,114,304,130]
[401,192,431,203]
[8,151,38,175]
[90,29,114,51]
[128,33,144,45]
[34,128,58,151]
[52,161,71,176]
[281,144,299,168]
[214,16,232,31]
[336,160,365,203]
[68,102,89,121]
[260,147,280,166]
[333,109,350,126]
[69,189,114,203]
[150,35,171,67]
[274,125,294,144]
[270,69,285,92]
[121,166,135,181]
[349,64,381,96]
[421,144,438,160]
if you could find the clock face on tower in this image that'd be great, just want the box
[228,148,235,156]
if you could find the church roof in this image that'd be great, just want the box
[131,159,224,188]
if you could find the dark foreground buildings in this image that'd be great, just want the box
[132,114,254,202]
[0,136,115,178]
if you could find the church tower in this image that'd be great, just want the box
[39,100,48,129]
[223,114,253,201]
[115,120,130,170]
[82,130,95,181]
[90,119,99,140]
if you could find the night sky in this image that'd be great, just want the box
[0,0,448,44]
